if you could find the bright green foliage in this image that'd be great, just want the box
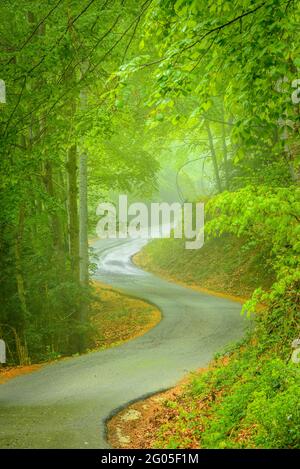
[139,186,299,447]
[140,0,300,189]
[131,2,300,448]
[0,0,158,362]
[206,186,300,320]
[155,341,300,449]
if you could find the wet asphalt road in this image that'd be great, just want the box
[0,238,245,448]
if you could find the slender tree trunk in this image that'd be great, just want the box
[79,89,89,287]
[44,160,64,251]
[15,207,27,319]
[14,205,30,365]
[221,103,230,190]
[67,142,86,353]
[77,88,89,352]
[79,151,89,286]
[67,143,79,283]
[57,167,69,251]
[205,121,222,193]
[221,123,229,190]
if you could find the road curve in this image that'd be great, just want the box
[0,238,245,448]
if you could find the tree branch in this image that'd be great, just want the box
[140,2,267,68]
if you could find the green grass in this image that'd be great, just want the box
[136,235,274,298]
[154,340,300,449]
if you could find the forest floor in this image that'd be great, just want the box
[91,281,161,350]
[107,235,274,448]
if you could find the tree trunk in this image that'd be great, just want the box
[77,88,89,352]
[14,205,30,365]
[221,103,230,190]
[79,150,89,286]
[57,167,69,251]
[205,121,222,193]
[67,143,79,283]
[221,123,229,190]
[79,89,89,287]
[44,160,63,251]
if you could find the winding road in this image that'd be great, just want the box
[0,238,245,448]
